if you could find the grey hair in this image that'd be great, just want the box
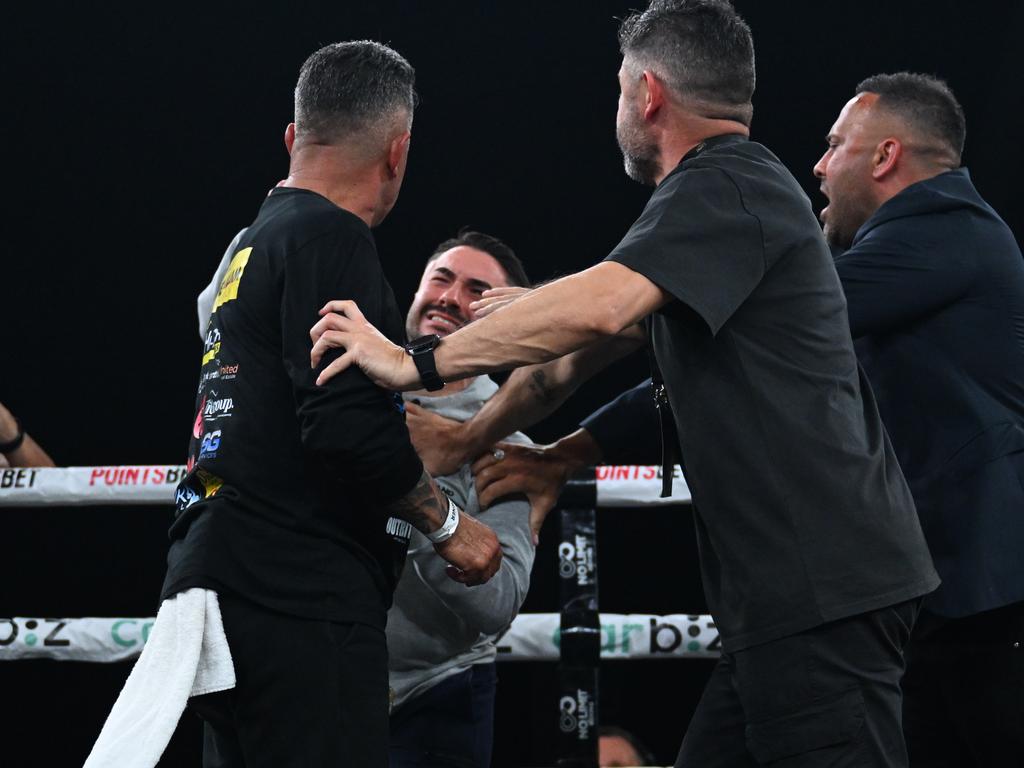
[618,0,755,125]
[294,40,417,148]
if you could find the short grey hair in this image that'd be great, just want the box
[294,40,417,146]
[618,0,755,126]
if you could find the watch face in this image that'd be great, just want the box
[406,334,440,355]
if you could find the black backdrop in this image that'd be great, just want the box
[4,1,1023,765]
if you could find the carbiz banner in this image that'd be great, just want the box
[1,614,719,663]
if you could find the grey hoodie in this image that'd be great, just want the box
[389,377,535,711]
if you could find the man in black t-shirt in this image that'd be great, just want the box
[161,41,501,768]
[310,4,937,767]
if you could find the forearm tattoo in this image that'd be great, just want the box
[385,470,448,534]
[529,369,557,405]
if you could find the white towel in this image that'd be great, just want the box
[83,588,236,768]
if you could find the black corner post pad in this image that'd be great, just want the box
[556,507,600,768]
[558,468,597,510]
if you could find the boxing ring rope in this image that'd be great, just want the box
[0,465,714,664]
[0,613,720,663]
[2,464,707,768]
[0,464,693,507]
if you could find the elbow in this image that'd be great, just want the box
[586,310,631,340]
[474,597,521,636]
[469,577,527,636]
[476,613,513,637]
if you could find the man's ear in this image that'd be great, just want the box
[641,69,665,121]
[284,123,296,156]
[387,130,412,177]
[872,137,902,180]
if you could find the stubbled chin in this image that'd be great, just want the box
[421,320,455,338]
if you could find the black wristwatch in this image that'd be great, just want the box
[404,334,445,391]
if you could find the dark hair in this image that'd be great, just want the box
[598,725,657,765]
[855,72,965,166]
[294,40,417,143]
[618,0,755,125]
[428,229,530,288]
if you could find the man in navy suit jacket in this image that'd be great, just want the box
[814,72,1024,766]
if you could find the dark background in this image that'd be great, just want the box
[4,1,1022,765]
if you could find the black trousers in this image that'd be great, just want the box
[389,663,498,768]
[902,601,1024,767]
[190,591,390,768]
[676,599,919,767]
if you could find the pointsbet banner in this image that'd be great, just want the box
[594,465,692,507]
[0,614,719,663]
[0,466,188,506]
[0,466,691,508]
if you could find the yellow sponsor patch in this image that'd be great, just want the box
[201,342,221,366]
[212,247,252,312]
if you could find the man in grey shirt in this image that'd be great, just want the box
[389,230,535,768]
[200,228,534,768]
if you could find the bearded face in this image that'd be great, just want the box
[819,179,878,251]
[616,61,661,187]
[814,95,888,250]
[616,101,660,187]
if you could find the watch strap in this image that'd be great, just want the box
[404,335,445,392]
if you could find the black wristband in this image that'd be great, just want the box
[404,334,445,392]
[0,418,25,454]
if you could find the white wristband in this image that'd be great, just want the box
[426,495,460,544]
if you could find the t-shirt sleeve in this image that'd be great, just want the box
[606,167,765,335]
[580,378,662,465]
[836,224,973,337]
[279,227,423,506]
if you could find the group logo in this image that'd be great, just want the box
[203,393,234,420]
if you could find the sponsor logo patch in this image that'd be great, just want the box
[212,247,252,312]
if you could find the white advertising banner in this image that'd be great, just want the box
[594,465,692,507]
[1,466,691,509]
[0,466,188,506]
[1,613,718,663]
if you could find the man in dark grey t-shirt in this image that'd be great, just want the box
[309,3,938,766]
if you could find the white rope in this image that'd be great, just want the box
[0,465,692,508]
[0,466,189,506]
[0,612,719,663]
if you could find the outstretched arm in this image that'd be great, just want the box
[310,261,669,391]
[410,327,644,476]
